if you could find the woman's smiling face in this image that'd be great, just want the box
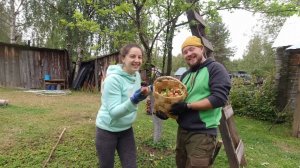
[122,47,143,74]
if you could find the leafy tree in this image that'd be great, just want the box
[231,35,275,77]
[0,2,10,42]
[206,17,234,65]
[154,54,186,75]
[1,0,28,44]
[25,0,97,58]
[172,54,187,74]
[228,13,286,76]
[257,16,286,41]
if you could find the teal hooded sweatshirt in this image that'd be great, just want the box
[96,64,141,132]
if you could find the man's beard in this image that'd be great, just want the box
[189,58,202,72]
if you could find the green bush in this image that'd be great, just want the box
[229,73,278,122]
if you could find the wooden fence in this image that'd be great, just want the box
[0,42,70,89]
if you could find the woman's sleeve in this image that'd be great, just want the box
[102,75,137,119]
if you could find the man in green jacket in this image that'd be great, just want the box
[157,36,231,168]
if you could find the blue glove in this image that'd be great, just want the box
[130,88,148,104]
[170,102,189,115]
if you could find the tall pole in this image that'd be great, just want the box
[185,1,213,57]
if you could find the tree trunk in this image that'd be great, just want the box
[150,94,162,142]
[9,0,16,44]
[162,27,169,75]
[166,18,177,75]
[73,47,83,82]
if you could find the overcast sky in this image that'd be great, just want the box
[172,10,261,60]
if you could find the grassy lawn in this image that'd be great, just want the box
[0,87,299,168]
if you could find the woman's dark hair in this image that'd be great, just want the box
[119,44,143,58]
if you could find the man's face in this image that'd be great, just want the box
[182,45,205,68]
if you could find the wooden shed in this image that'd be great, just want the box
[72,52,158,91]
[72,52,120,91]
[0,42,70,89]
[273,15,300,138]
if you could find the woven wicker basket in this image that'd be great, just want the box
[153,76,188,119]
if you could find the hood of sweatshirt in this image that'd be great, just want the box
[106,64,138,84]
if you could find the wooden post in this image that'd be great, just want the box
[292,73,300,138]
[95,58,99,91]
[185,5,214,57]
[73,46,83,82]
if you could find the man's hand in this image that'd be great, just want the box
[170,102,189,115]
[130,88,148,104]
[155,111,169,120]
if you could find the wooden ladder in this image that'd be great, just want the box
[218,105,247,167]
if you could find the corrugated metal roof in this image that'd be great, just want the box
[272,15,300,49]
[174,67,187,76]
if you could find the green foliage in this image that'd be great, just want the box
[241,0,300,16]
[228,35,275,77]
[170,55,186,75]
[0,2,10,42]
[230,72,278,122]
[151,55,186,75]
[113,2,133,14]
[3,0,299,81]
[143,138,172,151]
[257,16,286,41]
[206,18,234,65]
[72,10,100,32]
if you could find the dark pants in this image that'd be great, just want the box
[176,127,216,168]
[95,127,137,168]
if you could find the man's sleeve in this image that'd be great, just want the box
[207,62,231,108]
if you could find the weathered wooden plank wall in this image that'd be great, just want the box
[93,52,119,90]
[0,46,4,86]
[275,47,300,138]
[275,47,290,110]
[288,50,300,138]
[0,42,70,89]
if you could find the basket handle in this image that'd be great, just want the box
[154,76,188,96]
[155,76,182,83]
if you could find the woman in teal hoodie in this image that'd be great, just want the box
[95,44,150,168]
